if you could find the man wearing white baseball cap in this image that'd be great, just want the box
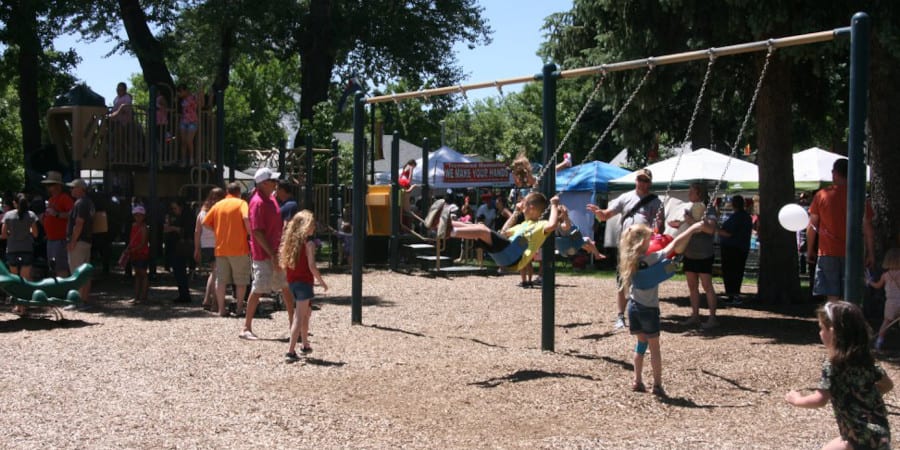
[240,167,294,340]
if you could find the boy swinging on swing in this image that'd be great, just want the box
[424,192,559,271]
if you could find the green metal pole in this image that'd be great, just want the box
[390,133,401,272]
[421,138,431,209]
[331,138,340,266]
[305,134,314,209]
[541,63,558,352]
[147,85,160,275]
[351,93,366,324]
[844,12,870,303]
[215,90,225,185]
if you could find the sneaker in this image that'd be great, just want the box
[423,199,446,229]
[725,295,743,306]
[532,277,542,286]
[284,352,300,363]
[517,281,532,288]
[238,330,259,340]
[631,381,647,393]
[614,314,626,329]
[701,317,719,330]
[300,346,313,354]
[652,384,666,397]
[680,316,701,327]
[875,336,885,351]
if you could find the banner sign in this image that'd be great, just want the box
[443,162,510,184]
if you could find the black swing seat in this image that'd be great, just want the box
[0,262,94,307]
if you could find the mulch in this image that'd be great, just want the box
[1,269,898,449]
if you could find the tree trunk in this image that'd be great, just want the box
[118,0,173,89]
[10,0,42,190]
[755,55,801,304]
[299,0,338,121]
[867,38,900,259]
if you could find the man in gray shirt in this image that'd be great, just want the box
[587,168,664,329]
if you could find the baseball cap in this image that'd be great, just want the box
[254,167,280,184]
[41,171,64,185]
[66,178,88,189]
[132,205,146,215]
[636,168,653,182]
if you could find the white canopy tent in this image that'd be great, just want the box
[609,148,759,192]
[793,147,869,190]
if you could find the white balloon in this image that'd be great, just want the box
[778,204,809,232]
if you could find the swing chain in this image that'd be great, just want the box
[538,65,653,219]
[655,50,718,228]
[707,44,776,213]
[580,65,654,171]
[533,68,608,186]
[680,50,716,145]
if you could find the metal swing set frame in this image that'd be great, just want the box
[345,13,871,351]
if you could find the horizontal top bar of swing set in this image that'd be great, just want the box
[365,27,849,105]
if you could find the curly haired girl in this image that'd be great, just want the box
[279,210,328,363]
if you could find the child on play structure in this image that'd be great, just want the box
[280,210,328,363]
[555,204,605,260]
[618,220,712,396]
[867,248,900,350]
[785,301,893,450]
[423,192,559,273]
[399,159,416,189]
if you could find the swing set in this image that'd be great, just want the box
[346,14,871,351]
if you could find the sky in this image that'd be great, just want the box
[52,1,572,104]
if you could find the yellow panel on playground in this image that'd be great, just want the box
[366,185,391,236]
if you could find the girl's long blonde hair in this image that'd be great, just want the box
[617,224,653,293]
[279,210,315,270]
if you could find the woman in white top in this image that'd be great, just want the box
[194,187,225,310]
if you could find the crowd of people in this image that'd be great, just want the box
[2,168,329,364]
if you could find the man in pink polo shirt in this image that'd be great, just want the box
[240,168,295,340]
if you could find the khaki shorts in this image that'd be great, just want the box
[68,241,92,271]
[216,254,251,286]
[251,259,287,294]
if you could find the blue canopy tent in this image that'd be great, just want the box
[556,161,631,244]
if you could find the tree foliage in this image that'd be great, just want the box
[530,0,900,303]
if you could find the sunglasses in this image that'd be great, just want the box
[637,177,651,183]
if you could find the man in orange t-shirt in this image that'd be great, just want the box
[41,171,74,276]
[807,158,874,301]
[202,182,251,316]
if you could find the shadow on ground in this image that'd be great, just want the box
[468,369,598,388]
[0,314,95,333]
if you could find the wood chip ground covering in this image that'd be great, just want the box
[2,270,899,449]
